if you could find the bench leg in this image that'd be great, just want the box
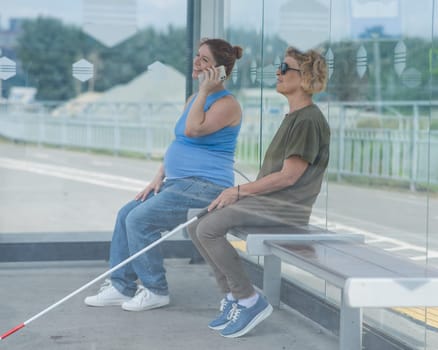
[263,255,281,307]
[339,296,362,350]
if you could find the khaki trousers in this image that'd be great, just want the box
[187,195,310,299]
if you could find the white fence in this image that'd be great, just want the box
[0,101,437,190]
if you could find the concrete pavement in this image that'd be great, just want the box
[0,259,337,350]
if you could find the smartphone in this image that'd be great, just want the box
[217,65,227,81]
[198,65,227,83]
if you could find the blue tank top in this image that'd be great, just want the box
[163,90,241,187]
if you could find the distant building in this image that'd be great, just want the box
[51,61,185,119]
[8,87,36,104]
[0,18,24,51]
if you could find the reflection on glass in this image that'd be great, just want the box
[225,0,436,349]
[0,56,16,80]
[83,0,137,47]
[72,58,94,82]
[0,1,188,235]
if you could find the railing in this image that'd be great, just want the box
[0,100,437,190]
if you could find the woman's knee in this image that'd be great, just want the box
[124,212,137,234]
[124,206,155,235]
[116,200,138,222]
[186,222,198,240]
[196,215,229,241]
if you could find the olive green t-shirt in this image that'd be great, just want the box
[256,103,330,225]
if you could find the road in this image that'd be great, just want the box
[1,141,437,264]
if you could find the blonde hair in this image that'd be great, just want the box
[286,47,327,94]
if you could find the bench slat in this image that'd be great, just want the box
[345,277,438,307]
[270,241,438,278]
[245,233,364,255]
[321,241,438,277]
[268,242,403,286]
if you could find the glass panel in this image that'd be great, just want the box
[0,1,187,236]
[225,0,436,348]
[327,0,434,348]
[224,0,264,178]
[0,2,188,345]
[327,0,434,259]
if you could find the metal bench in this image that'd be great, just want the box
[227,225,438,350]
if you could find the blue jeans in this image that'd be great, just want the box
[109,177,224,296]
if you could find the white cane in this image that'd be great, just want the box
[0,208,209,340]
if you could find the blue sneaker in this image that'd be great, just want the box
[208,298,236,330]
[220,295,273,338]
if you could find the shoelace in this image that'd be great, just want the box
[227,303,240,322]
[134,286,145,295]
[134,286,150,300]
[98,279,112,293]
[219,298,229,312]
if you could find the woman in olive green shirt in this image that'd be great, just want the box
[187,47,330,338]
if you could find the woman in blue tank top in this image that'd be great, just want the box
[84,39,243,311]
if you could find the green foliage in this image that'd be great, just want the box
[94,25,186,92]
[16,17,92,100]
[381,37,431,101]
[15,17,186,101]
[226,28,288,89]
[323,36,436,102]
[13,17,438,104]
[324,41,370,101]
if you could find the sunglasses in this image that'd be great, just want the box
[278,62,301,75]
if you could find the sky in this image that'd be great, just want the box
[224,0,434,41]
[0,0,434,42]
[0,0,187,31]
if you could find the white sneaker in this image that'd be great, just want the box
[84,279,131,307]
[122,285,170,311]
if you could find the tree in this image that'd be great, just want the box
[323,41,370,101]
[323,36,434,102]
[93,25,187,92]
[15,17,434,104]
[226,28,289,89]
[16,17,98,101]
[15,18,186,100]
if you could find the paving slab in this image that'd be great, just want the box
[0,259,337,350]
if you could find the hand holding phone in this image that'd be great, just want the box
[198,65,227,83]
